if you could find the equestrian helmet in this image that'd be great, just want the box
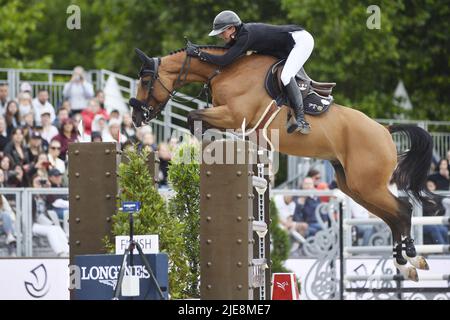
[208,10,242,36]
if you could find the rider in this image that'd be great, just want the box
[186,10,314,134]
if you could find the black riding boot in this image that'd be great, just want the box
[285,78,311,134]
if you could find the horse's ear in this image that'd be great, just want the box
[135,48,152,66]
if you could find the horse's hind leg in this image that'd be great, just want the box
[332,162,402,242]
[344,157,430,274]
[361,187,429,272]
[332,163,423,281]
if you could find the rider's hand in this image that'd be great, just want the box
[186,44,202,58]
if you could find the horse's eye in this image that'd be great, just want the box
[141,80,149,87]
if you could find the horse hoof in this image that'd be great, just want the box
[394,260,419,282]
[407,267,419,282]
[404,254,430,270]
[414,256,429,270]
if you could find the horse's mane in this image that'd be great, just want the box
[168,45,227,55]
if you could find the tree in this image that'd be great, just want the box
[167,141,201,298]
[282,0,449,119]
[0,0,52,68]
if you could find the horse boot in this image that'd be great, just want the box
[285,78,311,134]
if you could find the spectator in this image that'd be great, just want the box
[0,155,12,175]
[31,175,69,257]
[91,131,102,142]
[32,89,55,126]
[89,112,104,132]
[138,132,157,152]
[4,128,31,168]
[46,169,69,220]
[157,143,172,187]
[274,194,308,237]
[48,140,65,174]
[18,92,34,125]
[6,164,27,188]
[63,66,94,114]
[121,112,137,143]
[28,153,51,181]
[40,112,59,143]
[60,100,72,115]
[136,126,152,144]
[102,118,127,144]
[48,168,64,187]
[53,107,70,129]
[21,112,36,139]
[423,179,449,244]
[52,118,78,161]
[28,132,45,164]
[0,117,8,151]
[20,82,32,94]
[71,112,83,133]
[95,90,105,109]
[428,159,450,191]
[306,168,322,187]
[0,84,10,115]
[0,194,17,256]
[4,100,20,136]
[109,109,121,120]
[81,98,109,136]
[293,177,327,237]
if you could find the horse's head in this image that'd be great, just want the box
[130,48,171,127]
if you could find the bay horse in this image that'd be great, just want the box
[130,46,437,281]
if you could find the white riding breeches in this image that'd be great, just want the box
[280,30,314,86]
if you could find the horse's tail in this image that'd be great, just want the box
[389,125,436,205]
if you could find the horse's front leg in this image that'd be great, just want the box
[188,105,239,136]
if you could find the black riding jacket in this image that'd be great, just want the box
[200,23,304,67]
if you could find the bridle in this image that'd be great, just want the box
[129,53,220,125]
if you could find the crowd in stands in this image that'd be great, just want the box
[0,66,179,256]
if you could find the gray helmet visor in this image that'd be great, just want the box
[208,25,231,36]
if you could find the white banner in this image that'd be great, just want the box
[115,235,159,255]
[0,259,69,300]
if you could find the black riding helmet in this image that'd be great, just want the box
[208,10,242,36]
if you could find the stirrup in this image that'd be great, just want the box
[287,120,311,135]
[297,120,311,134]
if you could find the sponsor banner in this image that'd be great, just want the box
[73,254,168,300]
[0,259,69,300]
[115,235,159,254]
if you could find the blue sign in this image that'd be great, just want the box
[121,201,141,212]
[73,254,169,300]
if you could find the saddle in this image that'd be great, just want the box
[264,60,336,115]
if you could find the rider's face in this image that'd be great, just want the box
[219,26,236,42]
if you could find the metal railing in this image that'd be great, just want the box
[2,68,450,187]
